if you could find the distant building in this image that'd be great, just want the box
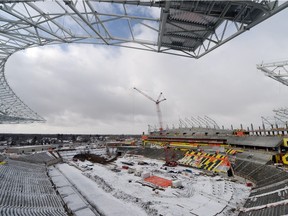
[6,145,52,154]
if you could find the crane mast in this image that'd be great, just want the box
[134,87,166,131]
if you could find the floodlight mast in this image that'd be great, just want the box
[134,87,166,131]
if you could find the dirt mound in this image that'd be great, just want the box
[73,153,117,164]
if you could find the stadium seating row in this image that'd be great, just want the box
[235,158,288,215]
[234,159,288,188]
[178,150,230,172]
[239,202,288,216]
[14,152,56,164]
[0,159,67,216]
[0,206,67,216]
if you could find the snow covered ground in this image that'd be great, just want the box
[50,153,250,216]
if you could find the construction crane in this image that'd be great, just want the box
[134,87,166,131]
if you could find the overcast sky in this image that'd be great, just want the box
[1,7,288,135]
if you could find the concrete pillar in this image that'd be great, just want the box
[262,124,266,136]
[276,124,279,135]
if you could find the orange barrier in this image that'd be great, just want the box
[144,175,172,188]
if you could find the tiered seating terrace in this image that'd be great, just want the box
[235,158,288,215]
[15,152,56,164]
[0,159,67,216]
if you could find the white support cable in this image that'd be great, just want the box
[204,116,220,129]
[191,116,202,128]
[197,116,210,128]
[185,117,195,128]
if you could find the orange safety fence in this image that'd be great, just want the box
[144,175,172,188]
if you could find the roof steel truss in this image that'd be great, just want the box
[0,0,287,123]
[257,60,288,86]
[262,107,288,129]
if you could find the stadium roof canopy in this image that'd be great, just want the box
[0,0,288,123]
[257,60,288,86]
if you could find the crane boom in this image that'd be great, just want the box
[134,87,166,131]
[133,87,156,102]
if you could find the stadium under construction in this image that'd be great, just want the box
[1,1,288,216]
[1,129,288,215]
